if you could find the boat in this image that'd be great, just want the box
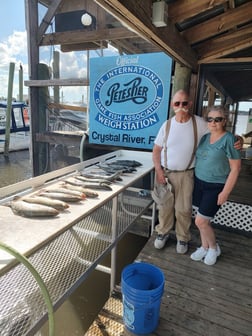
[0,101,30,153]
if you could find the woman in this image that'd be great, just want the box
[190,106,241,265]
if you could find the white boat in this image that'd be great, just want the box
[0,101,30,153]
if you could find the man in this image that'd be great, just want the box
[152,89,242,254]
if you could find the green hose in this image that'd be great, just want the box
[0,242,55,336]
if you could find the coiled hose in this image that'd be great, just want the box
[0,242,55,336]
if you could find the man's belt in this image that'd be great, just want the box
[161,166,194,173]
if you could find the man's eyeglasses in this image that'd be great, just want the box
[206,117,225,123]
[174,101,189,107]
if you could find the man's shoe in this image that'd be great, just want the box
[190,246,208,261]
[204,244,221,266]
[154,234,169,249]
[176,241,188,254]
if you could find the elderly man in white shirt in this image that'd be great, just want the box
[152,89,242,254]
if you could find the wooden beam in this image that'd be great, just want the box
[196,26,252,63]
[61,41,108,52]
[40,27,138,46]
[37,0,63,44]
[24,78,89,87]
[183,2,252,44]
[204,72,231,101]
[168,0,228,23]
[95,0,197,70]
[25,0,40,176]
[200,57,252,64]
[110,39,142,54]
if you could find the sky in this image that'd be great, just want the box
[0,1,118,104]
[0,1,28,100]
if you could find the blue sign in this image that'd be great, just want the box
[89,52,172,149]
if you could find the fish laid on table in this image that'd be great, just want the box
[60,181,99,198]
[112,159,142,167]
[73,176,112,190]
[74,174,112,185]
[99,164,135,173]
[65,177,112,191]
[79,170,123,182]
[21,196,69,211]
[94,166,122,174]
[38,190,83,202]
[7,197,59,217]
[41,188,86,199]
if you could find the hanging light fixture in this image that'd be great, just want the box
[152,0,168,27]
[81,12,93,26]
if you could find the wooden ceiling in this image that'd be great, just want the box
[38,0,252,102]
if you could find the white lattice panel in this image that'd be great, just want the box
[193,201,252,233]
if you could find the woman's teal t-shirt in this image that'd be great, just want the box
[195,132,241,183]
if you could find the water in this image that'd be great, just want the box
[0,149,32,188]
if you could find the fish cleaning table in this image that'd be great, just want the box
[0,150,154,336]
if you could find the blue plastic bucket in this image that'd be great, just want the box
[121,262,165,334]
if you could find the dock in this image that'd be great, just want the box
[86,225,252,336]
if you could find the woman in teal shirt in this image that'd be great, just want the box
[191,106,241,266]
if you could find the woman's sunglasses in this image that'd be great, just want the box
[174,101,189,107]
[206,117,225,123]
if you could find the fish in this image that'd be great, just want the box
[42,188,86,199]
[74,174,112,184]
[8,197,59,217]
[108,164,137,172]
[95,166,123,174]
[107,161,138,171]
[112,159,142,167]
[60,182,99,198]
[99,163,136,173]
[21,196,69,211]
[79,170,123,182]
[38,191,83,202]
[72,177,112,190]
[82,170,114,177]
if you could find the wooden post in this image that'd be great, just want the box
[25,0,39,176]
[19,64,23,102]
[170,62,192,117]
[4,62,15,157]
[53,51,60,104]
[172,63,191,95]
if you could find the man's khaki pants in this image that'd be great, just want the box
[155,170,194,242]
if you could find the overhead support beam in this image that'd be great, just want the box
[201,57,252,64]
[110,39,142,54]
[94,0,198,71]
[61,41,108,52]
[38,0,63,44]
[25,78,89,87]
[40,27,138,46]
[197,26,252,63]
[183,1,252,44]
[168,0,228,23]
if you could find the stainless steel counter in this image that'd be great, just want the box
[0,149,154,335]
